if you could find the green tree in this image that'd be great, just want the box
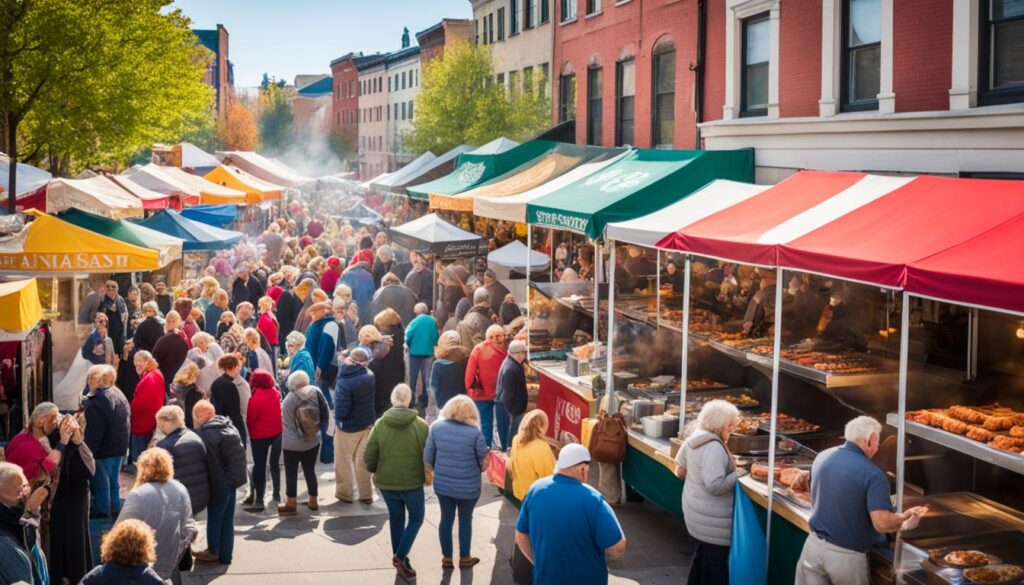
[0,0,212,211]
[258,80,295,155]
[403,42,551,155]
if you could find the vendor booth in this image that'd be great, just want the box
[370,151,437,192]
[204,164,285,204]
[179,204,239,228]
[0,157,51,212]
[137,209,243,252]
[44,176,145,219]
[126,163,202,207]
[158,166,247,205]
[406,140,556,202]
[591,171,1024,584]
[216,150,314,188]
[108,174,173,210]
[379,145,475,196]
[57,209,183,266]
[0,279,47,439]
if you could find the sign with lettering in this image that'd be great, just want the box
[537,372,592,443]
[530,209,591,234]
[0,253,133,272]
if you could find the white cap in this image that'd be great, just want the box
[556,443,591,470]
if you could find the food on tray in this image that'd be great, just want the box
[967,426,997,443]
[759,413,820,434]
[688,379,727,391]
[908,406,1024,454]
[1010,426,1024,438]
[988,435,1024,453]
[572,343,595,359]
[690,393,759,408]
[778,467,810,492]
[964,565,1024,584]
[949,405,991,424]
[943,550,991,567]
[750,463,770,481]
[735,417,760,436]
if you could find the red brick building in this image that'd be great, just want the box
[330,53,378,170]
[557,0,1024,179]
[416,18,475,67]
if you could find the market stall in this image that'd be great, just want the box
[369,151,437,192]
[157,166,247,205]
[204,164,285,205]
[216,151,314,188]
[0,156,51,211]
[179,204,239,228]
[137,209,244,281]
[44,176,145,219]
[126,163,203,207]
[0,278,48,438]
[521,147,754,444]
[378,145,475,196]
[57,209,183,267]
[406,140,556,203]
[108,174,173,211]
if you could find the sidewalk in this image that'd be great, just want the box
[182,460,692,584]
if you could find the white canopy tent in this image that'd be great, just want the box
[45,176,144,219]
[0,156,51,197]
[127,163,202,199]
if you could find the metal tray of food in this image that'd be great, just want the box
[757,413,822,435]
[685,387,760,410]
[886,414,1024,476]
[728,435,810,457]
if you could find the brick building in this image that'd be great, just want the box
[554,0,1024,179]
[471,0,553,96]
[193,25,235,118]
[417,18,476,67]
[330,53,375,172]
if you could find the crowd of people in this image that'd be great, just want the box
[0,200,633,585]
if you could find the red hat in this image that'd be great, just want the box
[249,369,276,390]
[300,236,314,248]
[327,256,341,268]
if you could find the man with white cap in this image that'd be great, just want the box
[515,443,626,585]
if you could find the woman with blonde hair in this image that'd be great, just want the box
[243,327,274,373]
[79,519,163,584]
[423,395,488,568]
[205,289,229,335]
[195,277,220,313]
[116,448,197,583]
[171,362,205,429]
[257,296,279,357]
[334,283,353,305]
[507,410,556,502]
[129,351,164,466]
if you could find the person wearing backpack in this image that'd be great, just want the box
[278,371,329,516]
[191,400,247,566]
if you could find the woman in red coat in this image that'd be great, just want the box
[257,296,280,356]
[244,369,283,512]
[464,325,509,450]
[129,350,165,466]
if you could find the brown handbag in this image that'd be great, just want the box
[588,410,627,464]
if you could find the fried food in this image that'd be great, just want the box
[988,435,1024,453]
[927,412,969,435]
[779,467,810,492]
[967,426,996,443]
[1010,425,1024,438]
[983,416,1016,432]
[943,549,990,567]
[949,405,990,424]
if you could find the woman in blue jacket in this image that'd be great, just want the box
[423,395,487,569]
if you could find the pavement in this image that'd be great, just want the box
[175,460,693,584]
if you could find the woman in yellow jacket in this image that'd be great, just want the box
[508,410,557,502]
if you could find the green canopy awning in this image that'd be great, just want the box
[526,148,754,240]
[406,139,557,201]
[58,208,184,263]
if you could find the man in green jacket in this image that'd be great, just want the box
[364,383,430,579]
[404,303,439,407]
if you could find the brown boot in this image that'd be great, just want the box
[307,495,319,511]
[277,497,297,516]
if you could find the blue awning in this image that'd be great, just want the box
[180,204,238,228]
[136,209,244,252]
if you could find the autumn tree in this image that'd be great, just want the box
[403,42,551,155]
[0,0,212,211]
[218,102,260,151]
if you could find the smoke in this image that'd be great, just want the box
[269,98,347,178]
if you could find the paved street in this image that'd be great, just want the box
[178,461,690,584]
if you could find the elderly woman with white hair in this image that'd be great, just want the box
[424,395,488,569]
[283,331,315,387]
[364,383,429,579]
[674,399,744,585]
[372,245,396,289]
[277,371,329,516]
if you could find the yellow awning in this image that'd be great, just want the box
[0,210,162,273]
[204,165,284,204]
[158,166,248,205]
[0,279,43,336]
[429,152,583,212]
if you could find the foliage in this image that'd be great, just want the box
[403,42,552,154]
[258,78,294,155]
[328,127,357,167]
[0,0,213,182]
[218,102,259,151]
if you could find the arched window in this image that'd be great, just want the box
[559,62,577,122]
[587,54,603,145]
[651,35,676,147]
[616,47,637,146]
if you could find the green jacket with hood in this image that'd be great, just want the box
[364,406,429,491]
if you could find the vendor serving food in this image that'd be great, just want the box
[795,416,929,585]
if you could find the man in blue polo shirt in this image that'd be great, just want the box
[796,416,928,585]
[515,443,626,585]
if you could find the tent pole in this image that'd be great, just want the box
[549,228,554,282]
[606,242,617,414]
[593,241,601,346]
[656,250,661,328]
[892,290,912,583]
[764,270,785,562]
[526,224,532,355]
[679,256,691,436]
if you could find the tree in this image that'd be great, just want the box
[218,102,259,151]
[258,80,295,155]
[403,42,551,155]
[328,128,357,169]
[0,0,212,211]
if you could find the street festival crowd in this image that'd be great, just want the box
[0,187,924,585]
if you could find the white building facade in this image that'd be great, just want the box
[385,45,422,171]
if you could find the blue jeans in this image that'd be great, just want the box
[318,380,335,464]
[129,433,152,465]
[475,400,496,449]
[495,401,510,451]
[380,488,425,561]
[90,456,122,515]
[207,483,236,564]
[508,413,524,447]
[408,355,432,404]
[437,494,478,558]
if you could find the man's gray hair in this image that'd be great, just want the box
[696,399,740,434]
[391,383,412,407]
[414,303,428,315]
[508,340,527,354]
[142,301,160,314]
[287,370,310,392]
[156,405,185,429]
[377,245,394,262]
[0,462,25,491]
[844,415,882,443]
[30,402,58,426]
[473,287,490,305]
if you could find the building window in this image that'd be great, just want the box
[587,67,603,145]
[403,71,408,89]
[561,0,577,22]
[615,58,635,146]
[476,19,480,43]
[652,39,675,147]
[510,0,519,35]
[409,100,414,118]
[741,14,769,116]
[509,69,521,95]
[587,0,601,15]
[980,0,1024,105]
[541,0,550,22]
[559,72,576,121]
[497,72,505,87]
[498,7,506,40]
[524,66,534,94]
[841,0,880,111]
[526,0,537,28]
[539,63,550,98]
[490,13,496,43]
[402,102,407,120]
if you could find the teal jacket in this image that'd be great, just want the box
[364,407,429,491]
[404,314,439,357]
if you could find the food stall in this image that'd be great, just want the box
[632,171,1024,584]
[137,209,244,280]
[0,278,48,439]
[522,147,754,444]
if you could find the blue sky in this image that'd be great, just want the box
[172,0,472,87]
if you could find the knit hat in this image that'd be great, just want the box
[300,236,314,248]
[249,369,275,390]
[327,256,341,268]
